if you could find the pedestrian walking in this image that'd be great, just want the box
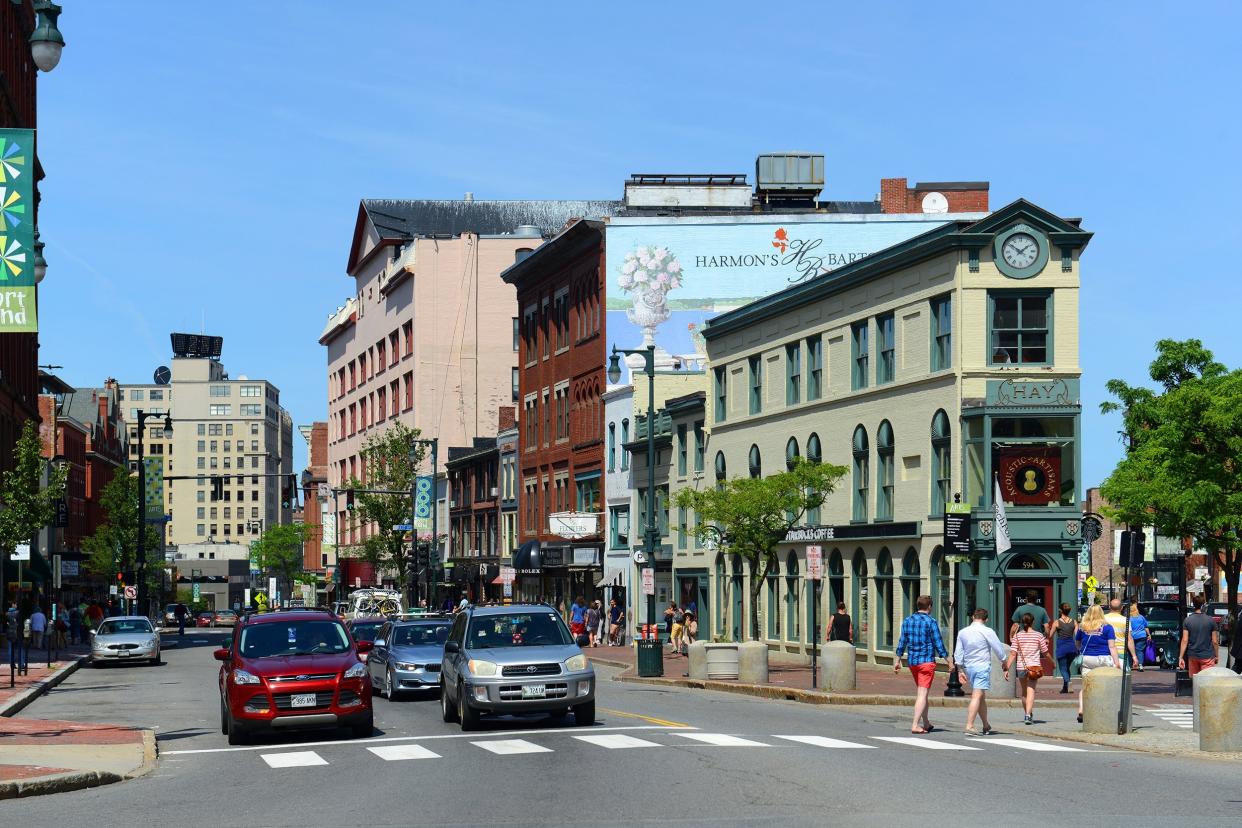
[585,601,601,647]
[175,602,188,637]
[1006,612,1050,725]
[684,611,697,649]
[1103,598,1137,670]
[1128,603,1148,672]
[953,608,1009,736]
[894,595,952,734]
[827,602,853,643]
[29,605,47,650]
[1074,605,1120,723]
[1178,594,1219,676]
[1049,603,1078,693]
[68,605,82,645]
[5,601,27,672]
[1008,590,1051,641]
[668,604,686,655]
[569,596,588,641]
[607,598,625,646]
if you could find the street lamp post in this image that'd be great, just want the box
[134,409,171,619]
[608,345,657,638]
[414,438,439,609]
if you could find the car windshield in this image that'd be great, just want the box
[466,612,573,649]
[349,622,384,642]
[1144,608,1180,623]
[98,619,153,635]
[240,620,350,658]
[392,623,451,647]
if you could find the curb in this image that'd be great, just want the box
[0,656,87,718]
[1020,725,1242,762]
[135,729,159,778]
[0,769,124,800]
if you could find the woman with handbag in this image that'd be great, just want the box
[1128,603,1149,672]
[1048,603,1078,694]
[1074,604,1120,723]
[1005,612,1050,725]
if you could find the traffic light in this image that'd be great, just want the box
[210,475,224,501]
[345,489,355,511]
[1119,529,1147,568]
[281,474,297,510]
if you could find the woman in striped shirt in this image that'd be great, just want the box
[1005,612,1051,725]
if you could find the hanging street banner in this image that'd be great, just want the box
[944,501,972,560]
[143,457,165,521]
[0,129,36,333]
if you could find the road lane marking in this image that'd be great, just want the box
[871,737,981,751]
[675,733,770,747]
[472,739,553,755]
[597,707,690,728]
[773,735,875,749]
[573,734,663,749]
[367,745,441,761]
[980,738,1085,752]
[163,724,686,755]
[261,751,327,768]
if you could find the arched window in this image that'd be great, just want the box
[607,422,616,472]
[851,549,868,645]
[785,549,800,641]
[930,546,950,632]
[828,548,845,620]
[748,444,762,479]
[620,418,630,470]
[852,426,869,522]
[931,410,951,517]
[900,547,921,622]
[714,450,727,490]
[877,420,895,521]
[785,437,800,470]
[765,557,780,639]
[715,553,726,638]
[806,433,823,524]
[875,548,894,649]
[730,554,745,642]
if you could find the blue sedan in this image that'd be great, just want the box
[366,618,452,699]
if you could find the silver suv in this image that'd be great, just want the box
[440,604,595,731]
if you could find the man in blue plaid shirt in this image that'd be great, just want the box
[894,594,952,734]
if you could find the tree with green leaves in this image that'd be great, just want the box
[344,422,427,595]
[82,471,163,596]
[675,457,847,641]
[0,421,68,602]
[1100,338,1242,623]
[252,523,308,601]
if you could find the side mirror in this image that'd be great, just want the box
[372,639,386,648]
[356,640,374,654]
[88,629,96,637]
[212,648,230,662]
[444,641,460,654]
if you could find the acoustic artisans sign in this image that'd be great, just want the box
[997,447,1061,506]
[0,129,36,333]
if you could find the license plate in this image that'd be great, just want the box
[291,693,318,708]
[521,684,545,699]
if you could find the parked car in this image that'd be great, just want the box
[367,617,451,699]
[195,611,216,628]
[1138,601,1182,668]
[212,609,239,628]
[344,618,386,662]
[91,616,161,666]
[215,608,373,745]
[440,604,595,731]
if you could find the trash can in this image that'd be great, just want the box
[636,639,664,677]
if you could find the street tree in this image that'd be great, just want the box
[0,421,68,602]
[344,422,427,595]
[1100,338,1242,622]
[675,457,847,641]
[252,523,308,602]
[82,471,163,595]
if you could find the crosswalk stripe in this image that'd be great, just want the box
[261,751,328,768]
[471,739,553,755]
[871,737,981,751]
[367,744,441,761]
[674,733,771,747]
[773,735,875,749]
[573,734,663,749]
[980,738,1085,752]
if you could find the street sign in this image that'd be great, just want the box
[943,503,971,556]
[12,543,29,562]
[641,568,655,596]
[414,476,434,519]
[192,582,201,601]
[1194,566,1208,581]
[392,523,413,531]
[318,482,330,501]
[268,577,277,601]
[109,584,118,596]
[123,585,137,600]
[244,588,251,607]
[806,545,823,581]
[1084,575,1099,591]
[500,566,516,584]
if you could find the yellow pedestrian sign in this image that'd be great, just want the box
[1084,575,1098,592]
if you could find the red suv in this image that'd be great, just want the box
[215,609,373,745]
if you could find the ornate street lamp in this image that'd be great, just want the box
[32,228,46,283]
[29,1,66,73]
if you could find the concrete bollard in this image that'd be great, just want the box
[687,640,708,680]
[991,650,1018,699]
[1199,674,1242,752]
[822,640,857,691]
[1082,666,1124,734]
[737,641,769,684]
[1192,666,1236,732]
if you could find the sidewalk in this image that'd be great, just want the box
[1,642,91,717]
[587,643,1187,708]
[0,718,157,799]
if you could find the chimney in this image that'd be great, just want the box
[464,192,474,202]
[497,405,516,433]
[880,178,908,213]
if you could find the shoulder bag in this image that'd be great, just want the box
[1071,632,1095,674]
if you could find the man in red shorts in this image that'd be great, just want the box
[894,594,952,734]
[1178,594,1220,676]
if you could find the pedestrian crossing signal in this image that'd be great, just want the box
[346,489,355,511]
[281,474,298,510]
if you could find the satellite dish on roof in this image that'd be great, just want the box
[154,366,171,385]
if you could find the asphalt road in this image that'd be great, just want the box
[10,631,1242,827]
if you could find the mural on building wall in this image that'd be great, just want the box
[0,129,35,333]
[605,218,959,375]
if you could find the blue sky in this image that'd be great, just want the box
[34,1,1241,483]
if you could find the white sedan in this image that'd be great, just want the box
[91,616,161,666]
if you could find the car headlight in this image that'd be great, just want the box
[146,637,158,648]
[343,662,367,679]
[564,654,587,672]
[467,659,498,677]
[395,662,421,671]
[232,669,261,685]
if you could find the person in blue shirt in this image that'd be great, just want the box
[569,596,587,639]
[1129,604,1149,672]
[894,595,952,734]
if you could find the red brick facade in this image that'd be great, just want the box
[880,177,989,214]
[301,421,328,572]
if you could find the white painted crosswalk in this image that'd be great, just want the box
[261,751,329,768]
[773,735,876,749]
[573,734,663,749]
[873,736,982,751]
[367,744,441,761]
[1146,706,1193,729]
[471,738,553,755]
[979,737,1085,752]
[674,733,771,747]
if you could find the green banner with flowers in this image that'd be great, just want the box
[144,457,165,521]
[0,128,35,333]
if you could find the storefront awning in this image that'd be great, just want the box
[595,570,625,588]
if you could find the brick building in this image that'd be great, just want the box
[299,422,329,576]
[879,178,990,215]
[446,436,501,602]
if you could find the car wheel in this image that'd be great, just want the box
[149,654,160,666]
[386,668,398,701]
[440,680,458,723]
[458,682,480,731]
[226,714,248,746]
[220,699,229,735]
[573,700,595,727]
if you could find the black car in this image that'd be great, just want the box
[1138,601,1182,668]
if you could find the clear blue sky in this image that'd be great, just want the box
[35,1,1241,485]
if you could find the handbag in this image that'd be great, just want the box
[1071,631,1095,673]
[1025,665,1044,680]
[1144,638,1156,664]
